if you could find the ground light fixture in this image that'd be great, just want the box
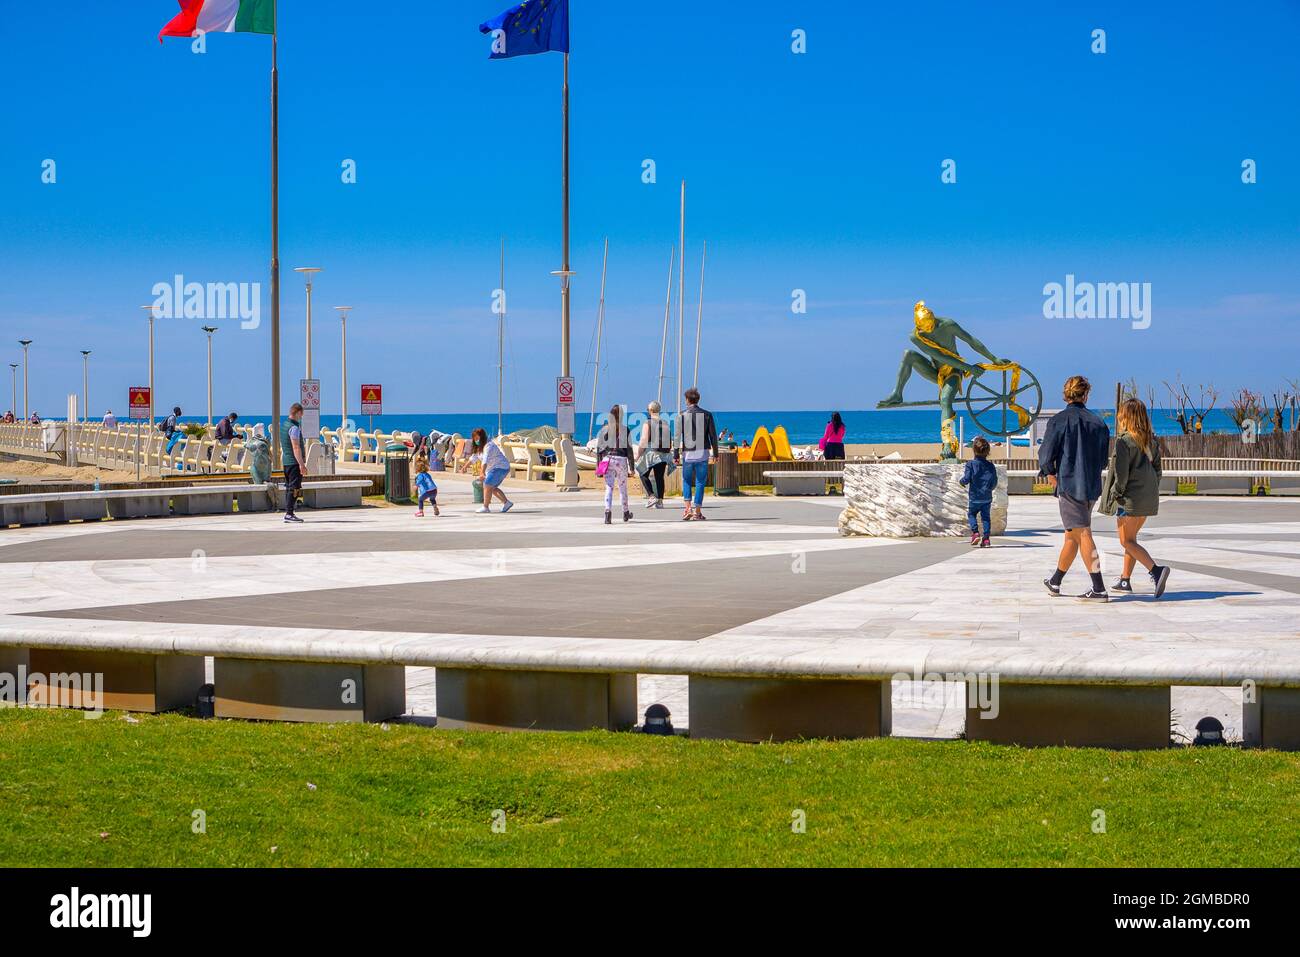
[641,703,674,735]
[1193,716,1226,746]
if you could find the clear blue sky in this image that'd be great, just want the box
[1,1,1297,418]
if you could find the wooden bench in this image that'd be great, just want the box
[763,470,842,495]
[500,439,561,482]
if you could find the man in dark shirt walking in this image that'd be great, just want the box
[279,403,307,523]
[1038,375,1112,601]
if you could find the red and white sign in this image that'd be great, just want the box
[360,384,383,415]
[128,386,151,420]
[299,378,321,411]
[556,376,576,434]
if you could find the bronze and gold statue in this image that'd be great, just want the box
[878,301,1042,459]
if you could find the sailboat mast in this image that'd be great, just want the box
[676,180,685,420]
[657,245,675,406]
[498,237,505,439]
[692,239,707,387]
[588,238,609,442]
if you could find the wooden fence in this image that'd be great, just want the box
[1156,430,1300,460]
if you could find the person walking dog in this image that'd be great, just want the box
[1039,375,1111,601]
[1099,397,1170,598]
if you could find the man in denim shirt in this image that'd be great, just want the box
[1038,375,1111,601]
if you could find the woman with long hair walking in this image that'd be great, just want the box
[1102,398,1170,597]
[596,404,633,524]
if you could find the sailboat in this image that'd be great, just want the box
[574,239,611,469]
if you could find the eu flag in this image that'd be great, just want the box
[479,0,569,59]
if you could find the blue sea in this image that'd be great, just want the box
[182,409,1246,446]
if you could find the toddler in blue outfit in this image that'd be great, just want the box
[959,435,997,547]
[414,454,439,517]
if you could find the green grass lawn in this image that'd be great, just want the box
[2,707,1297,867]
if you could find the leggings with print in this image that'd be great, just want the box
[603,455,629,512]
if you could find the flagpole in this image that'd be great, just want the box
[560,51,571,383]
[269,11,282,468]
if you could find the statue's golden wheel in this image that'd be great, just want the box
[963,366,1043,438]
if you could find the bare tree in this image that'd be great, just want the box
[1162,377,1218,434]
[1228,388,1267,433]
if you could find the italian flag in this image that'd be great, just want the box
[158,0,275,42]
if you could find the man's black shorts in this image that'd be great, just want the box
[284,463,303,491]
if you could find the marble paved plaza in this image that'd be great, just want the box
[2,478,1298,742]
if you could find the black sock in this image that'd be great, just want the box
[1090,572,1106,592]
[1049,568,1066,586]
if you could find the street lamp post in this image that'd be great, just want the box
[80,351,91,421]
[334,307,352,429]
[18,340,32,419]
[139,306,156,423]
[294,267,322,380]
[200,326,217,427]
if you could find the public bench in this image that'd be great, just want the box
[3,623,1298,750]
[0,480,371,528]
[763,470,842,495]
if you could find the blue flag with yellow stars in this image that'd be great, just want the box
[479,0,569,58]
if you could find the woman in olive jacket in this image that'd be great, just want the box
[1108,399,1170,598]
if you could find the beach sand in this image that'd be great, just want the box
[0,456,135,484]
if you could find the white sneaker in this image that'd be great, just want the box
[501,500,514,513]
[476,505,490,513]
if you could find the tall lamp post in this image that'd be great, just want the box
[200,326,217,427]
[334,307,352,429]
[18,340,32,419]
[293,267,322,380]
[139,306,157,423]
[80,351,91,421]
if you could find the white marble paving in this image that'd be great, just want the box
[2,492,1299,736]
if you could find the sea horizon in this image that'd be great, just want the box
[144,407,1254,447]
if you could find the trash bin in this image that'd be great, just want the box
[714,446,740,496]
[384,443,412,503]
[472,478,484,504]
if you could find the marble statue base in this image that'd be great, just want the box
[838,462,1009,537]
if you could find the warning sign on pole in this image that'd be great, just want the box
[128,386,151,420]
[361,384,383,416]
[300,378,321,441]
[556,376,576,434]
